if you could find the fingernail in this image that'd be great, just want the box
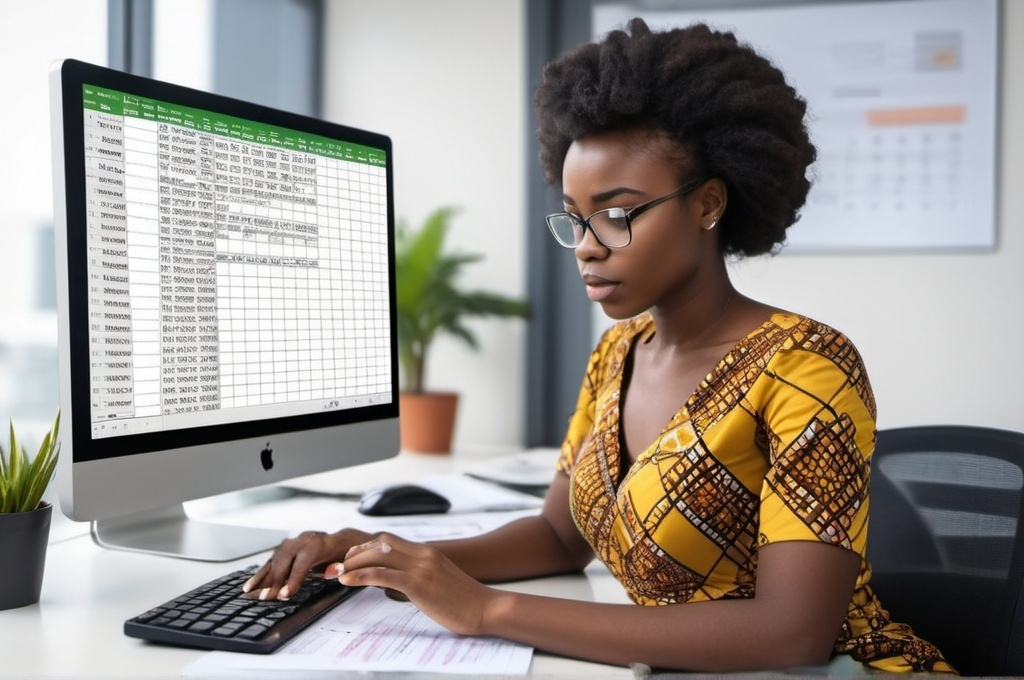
[277,585,291,601]
[324,562,345,579]
[258,588,272,601]
[379,541,392,554]
[242,578,254,593]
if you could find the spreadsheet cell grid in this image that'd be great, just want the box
[83,88,393,435]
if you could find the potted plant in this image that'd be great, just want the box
[396,207,529,453]
[0,411,60,610]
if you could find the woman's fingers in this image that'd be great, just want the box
[331,534,494,636]
[243,528,377,600]
[337,535,404,586]
[243,560,273,593]
[277,531,332,600]
[333,534,424,595]
[346,535,396,559]
[243,531,322,599]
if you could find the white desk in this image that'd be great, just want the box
[0,451,635,679]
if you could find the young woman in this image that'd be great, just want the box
[244,19,953,674]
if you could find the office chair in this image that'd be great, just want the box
[866,426,1024,676]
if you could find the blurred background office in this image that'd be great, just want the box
[1,0,1021,451]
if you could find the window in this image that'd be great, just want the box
[0,0,106,435]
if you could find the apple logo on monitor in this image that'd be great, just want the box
[261,442,274,471]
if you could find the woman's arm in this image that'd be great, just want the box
[483,540,861,669]
[336,535,861,672]
[428,472,594,582]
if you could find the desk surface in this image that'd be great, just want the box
[0,451,636,679]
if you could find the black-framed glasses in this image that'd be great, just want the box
[546,176,710,249]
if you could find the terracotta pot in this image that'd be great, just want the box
[0,502,52,610]
[399,391,459,454]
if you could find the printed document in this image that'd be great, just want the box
[184,586,532,675]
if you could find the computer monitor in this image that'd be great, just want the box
[49,59,400,561]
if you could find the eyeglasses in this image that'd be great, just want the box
[546,176,710,249]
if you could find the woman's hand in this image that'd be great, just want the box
[328,532,503,637]
[242,527,377,601]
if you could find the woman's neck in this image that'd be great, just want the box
[647,285,738,351]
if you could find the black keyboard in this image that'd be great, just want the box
[124,564,359,654]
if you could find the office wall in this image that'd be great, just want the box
[323,1,1023,449]
[322,1,529,450]
[729,1,1023,432]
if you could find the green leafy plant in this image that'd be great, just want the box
[0,411,60,513]
[396,207,530,393]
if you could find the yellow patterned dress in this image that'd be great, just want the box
[557,312,954,673]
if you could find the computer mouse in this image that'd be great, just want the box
[357,484,452,516]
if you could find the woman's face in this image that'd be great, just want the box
[560,129,721,320]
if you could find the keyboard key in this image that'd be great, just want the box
[237,623,271,640]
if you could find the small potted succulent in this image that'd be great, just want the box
[396,207,529,453]
[0,411,60,609]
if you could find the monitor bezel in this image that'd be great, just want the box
[51,59,401,526]
[53,58,399,464]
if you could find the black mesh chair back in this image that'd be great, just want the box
[867,426,1024,675]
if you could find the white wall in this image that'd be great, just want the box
[324,0,1023,449]
[322,1,528,449]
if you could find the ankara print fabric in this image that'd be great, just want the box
[557,313,954,674]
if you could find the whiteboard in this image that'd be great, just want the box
[593,0,1000,253]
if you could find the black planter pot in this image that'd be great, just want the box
[0,502,52,610]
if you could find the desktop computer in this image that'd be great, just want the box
[49,59,401,561]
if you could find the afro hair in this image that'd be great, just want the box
[534,19,817,256]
